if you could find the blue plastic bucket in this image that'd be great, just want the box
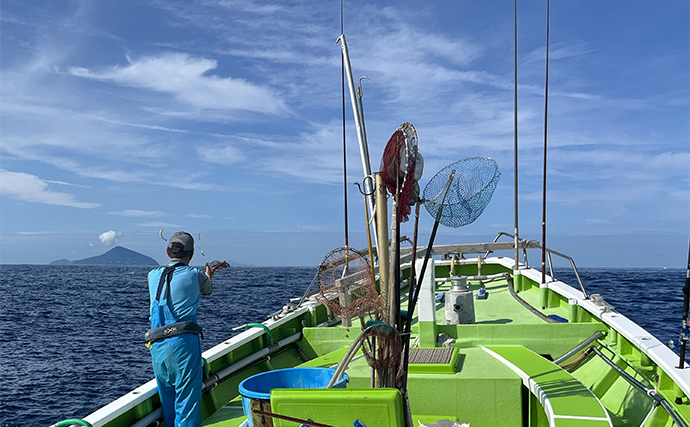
[238,367,348,426]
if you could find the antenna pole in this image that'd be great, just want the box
[513,0,520,270]
[541,0,550,285]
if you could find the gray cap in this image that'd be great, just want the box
[168,231,194,251]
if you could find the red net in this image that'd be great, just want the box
[380,123,423,223]
[361,323,402,371]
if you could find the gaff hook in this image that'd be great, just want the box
[357,76,371,98]
[160,230,167,241]
[354,176,376,197]
[354,181,364,195]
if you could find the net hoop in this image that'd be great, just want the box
[380,122,423,223]
[423,157,501,228]
[316,247,383,319]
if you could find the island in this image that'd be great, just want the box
[50,246,159,266]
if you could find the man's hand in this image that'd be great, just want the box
[205,264,215,280]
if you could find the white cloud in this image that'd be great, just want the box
[0,169,100,209]
[68,52,289,115]
[109,210,167,217]
[196,143,247,165]
[98,230,122,246]
[16,231,56,235]
[184,214,212,219]
[44,180,93,188]
[137,221,181,228]
[584,219,610,225]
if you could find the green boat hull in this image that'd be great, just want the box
[58,247,690,427]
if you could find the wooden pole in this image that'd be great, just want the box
[375,173,390,322]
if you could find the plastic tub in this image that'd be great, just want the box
[238,367,348,427]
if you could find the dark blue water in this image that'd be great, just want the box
[0,265,314,427]
[0,265,686,427]
[554,267,686,348]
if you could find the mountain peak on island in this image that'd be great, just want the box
[50,246,159,266]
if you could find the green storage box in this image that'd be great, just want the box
[270,388,404,427]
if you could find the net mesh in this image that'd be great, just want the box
[316,248,383,319]
[423,157,500,228]
[361,322,403,371]
[380,123,424,223]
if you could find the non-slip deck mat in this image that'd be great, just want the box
[408,347,454,364]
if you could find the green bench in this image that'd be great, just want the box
[482,345,613,427]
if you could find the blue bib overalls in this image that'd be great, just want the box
[149,264,203,427]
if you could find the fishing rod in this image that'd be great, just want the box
[397,171,455,427]
[513,0,520,270]
[541,0,550,285]
[403,171,456,333]
[159,230,229,271]
[339,0,349,253]
[678,238,690,371]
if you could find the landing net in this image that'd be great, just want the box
[361,322,402,371]
[380,123,424,223]
[316,248,383,320]
[423,157,500,228]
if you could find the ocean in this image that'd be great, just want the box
[0,265,686,427]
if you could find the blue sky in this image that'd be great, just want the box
[1,0,688,267]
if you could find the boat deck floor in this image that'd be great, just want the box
[201,277,599,426]
[428,275,569,325]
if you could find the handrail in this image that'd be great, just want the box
[492,232,589,299]
[589,347,689,427]
[489,232,539,268]
[359,232,589,299]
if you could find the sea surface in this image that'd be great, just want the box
[0,265,686,427]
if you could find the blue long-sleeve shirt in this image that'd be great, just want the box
[148,259,212,323]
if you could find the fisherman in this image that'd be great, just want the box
[146,231,213,427]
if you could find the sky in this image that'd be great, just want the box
[1,0,688,268]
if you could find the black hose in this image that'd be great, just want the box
[506,276,558,323]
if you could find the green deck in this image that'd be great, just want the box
[164,270,685,427]
[483,345,612,426]
[199,275,609,427]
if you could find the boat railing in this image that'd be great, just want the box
[490,231,589,299]
[396,234,589,299]
[293,233,589,316]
